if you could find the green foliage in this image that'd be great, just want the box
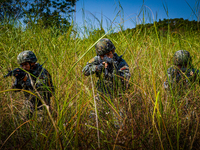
[0,0,77,33]
[0,0,25,24]
[24,0,77,31]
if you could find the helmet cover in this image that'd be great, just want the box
[173,50,191,66]
[95,38,115,56]
[17,50,37,64]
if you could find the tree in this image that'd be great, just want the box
[0,0,26,24]
[24,0,77,31]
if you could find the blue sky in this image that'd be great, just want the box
[74,0,199,32]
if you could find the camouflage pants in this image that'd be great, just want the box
[89,93,125,128]
[20,99,46,122]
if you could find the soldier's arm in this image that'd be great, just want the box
[82,56,103,76]
[12,75,29,91]
[12,78,23,90]
[46,71,54,96]
[43,70,54,106]
[118,59,131,89]
[36,69,54,94]
[195,69,200,84]
[164,67,175,90]
[34,68,54,106]
[11,72,28,90]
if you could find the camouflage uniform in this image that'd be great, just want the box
[82,39,130,127]
[164,66,199,91]
[82,38,130,97]
[13,50,54,119]
[164,50,200,116]
[82,53,130,96]
[164,50,200,90]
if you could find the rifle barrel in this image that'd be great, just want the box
[4,71,12,78]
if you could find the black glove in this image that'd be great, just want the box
[96,63,104,72]
[12,68,26,79]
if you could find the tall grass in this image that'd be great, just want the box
[0,5,200,150]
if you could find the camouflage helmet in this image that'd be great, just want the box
[173,50,192,66]
[17,50,37,64]
[95,38,115,56]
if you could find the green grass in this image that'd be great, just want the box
[0,15,200,149]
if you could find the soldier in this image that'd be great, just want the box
[164,50,200,115]
[164,50,199,91]
[5,50,54,119]
[82,38,131,127]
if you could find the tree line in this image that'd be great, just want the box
[106,18,200,38]
[137,18,199,32]
[0,0,77,31]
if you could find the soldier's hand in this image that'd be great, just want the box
[102,62,108,68]
[12,68,26,79]
[96,63,104,71]
[103,56,113,64]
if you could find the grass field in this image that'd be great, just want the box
[0,18,200,149]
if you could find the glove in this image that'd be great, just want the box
[96,63,104,72]
[11,68,26,79]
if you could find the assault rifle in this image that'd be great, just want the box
[101,56,113,78]
[4,58,48,79]
[101,48,127,78]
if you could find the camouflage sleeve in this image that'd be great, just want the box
[35,68,54,105]
[12,78,23,90]
[36,69,54,94]
[46,71,54,96]
[82,56,102,76]
[164,67,175,89]
[118,59,131,89]
[198,70,200,84]
[192,69,200,84]
[198,70,200,85]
